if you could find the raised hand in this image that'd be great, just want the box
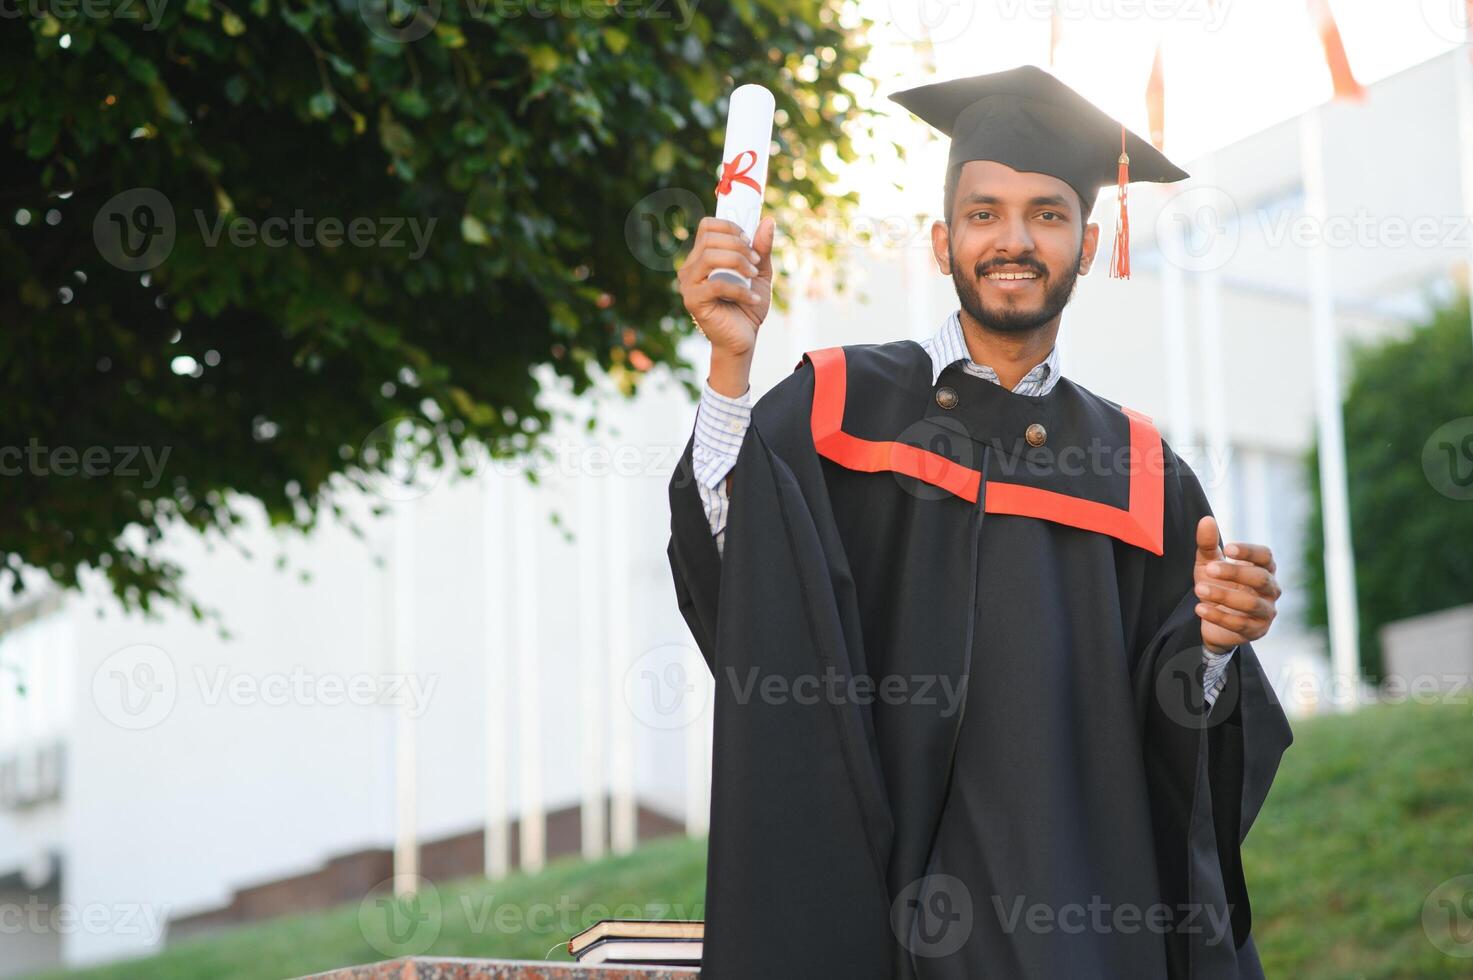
[677,215,775,359]
[1193,515,1281,653]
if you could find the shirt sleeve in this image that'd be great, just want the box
[1202,645,1237,711]
[692,378,753,557]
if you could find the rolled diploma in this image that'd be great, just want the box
[709,83,775,289]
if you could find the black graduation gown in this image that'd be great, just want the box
[666,339,1294,980]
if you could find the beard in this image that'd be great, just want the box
[949,240,1084,335]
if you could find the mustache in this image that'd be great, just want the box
[976,259,1045,277]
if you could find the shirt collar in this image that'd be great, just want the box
[926,309,1061,393]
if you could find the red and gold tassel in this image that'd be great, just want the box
[1109,123,1130,279]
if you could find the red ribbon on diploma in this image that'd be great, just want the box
[715,149,761,197]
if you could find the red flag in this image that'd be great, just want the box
[1306,0,1364,101]
[1146,42,1166,152]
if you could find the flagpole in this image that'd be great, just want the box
[1157,186,1195,453]
[1455,46,1473,350]
[576,468,607,860]
[392,497,420,891]
[1192,155,1236,535]
[903,10,940,345]
[514,477,546,872]
[606,472,638,855]
[482,470,510,880]
[1299,105,1361,712]
[1144,40,1194,457]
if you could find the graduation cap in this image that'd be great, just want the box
[889,65,1190,279]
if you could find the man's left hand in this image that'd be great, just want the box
[1193,516,1280,653]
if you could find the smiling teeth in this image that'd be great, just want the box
[986,272,1037,279]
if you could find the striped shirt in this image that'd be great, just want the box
[689,309,1233,706]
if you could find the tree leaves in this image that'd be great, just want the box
[3,0,876,611]
[1302,294,1473,679]
[307,89,336,118]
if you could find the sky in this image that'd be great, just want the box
[841,0,1465,216]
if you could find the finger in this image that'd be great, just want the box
[685,233,755,272]
[1195,515,1221,564]
[694,245,760,281]
[1223,541,1275,572]
[1201,621,1245,651]
[697,218,750,248]
[698,231,757,255]
[753,216,776,274]
[1194,581,1274,617]
[691,237,760,280]
[1196,602,1268,639]
[690,277,759,308]
[1202,561,1280,597]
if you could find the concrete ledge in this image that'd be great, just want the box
[1381,603,1473,690]
[296,956,699,979]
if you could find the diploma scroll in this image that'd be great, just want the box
[709,84,775,290]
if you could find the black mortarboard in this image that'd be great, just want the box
[889,65,1190,278]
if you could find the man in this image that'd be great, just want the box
[666,65,1293,979]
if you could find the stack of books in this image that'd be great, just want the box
[566,919,704,967]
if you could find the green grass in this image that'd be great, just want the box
[1245,700,1473,979]
[30,835,709,980]
[35,701,1473,979]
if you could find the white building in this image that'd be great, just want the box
[0,47,1466,975]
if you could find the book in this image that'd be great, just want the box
[567,919,704,966]
[574,938,702,967]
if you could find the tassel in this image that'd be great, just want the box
[1109,123,1130,279]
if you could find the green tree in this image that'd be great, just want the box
[1303,293,1473,678]
[1,0,877,612]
